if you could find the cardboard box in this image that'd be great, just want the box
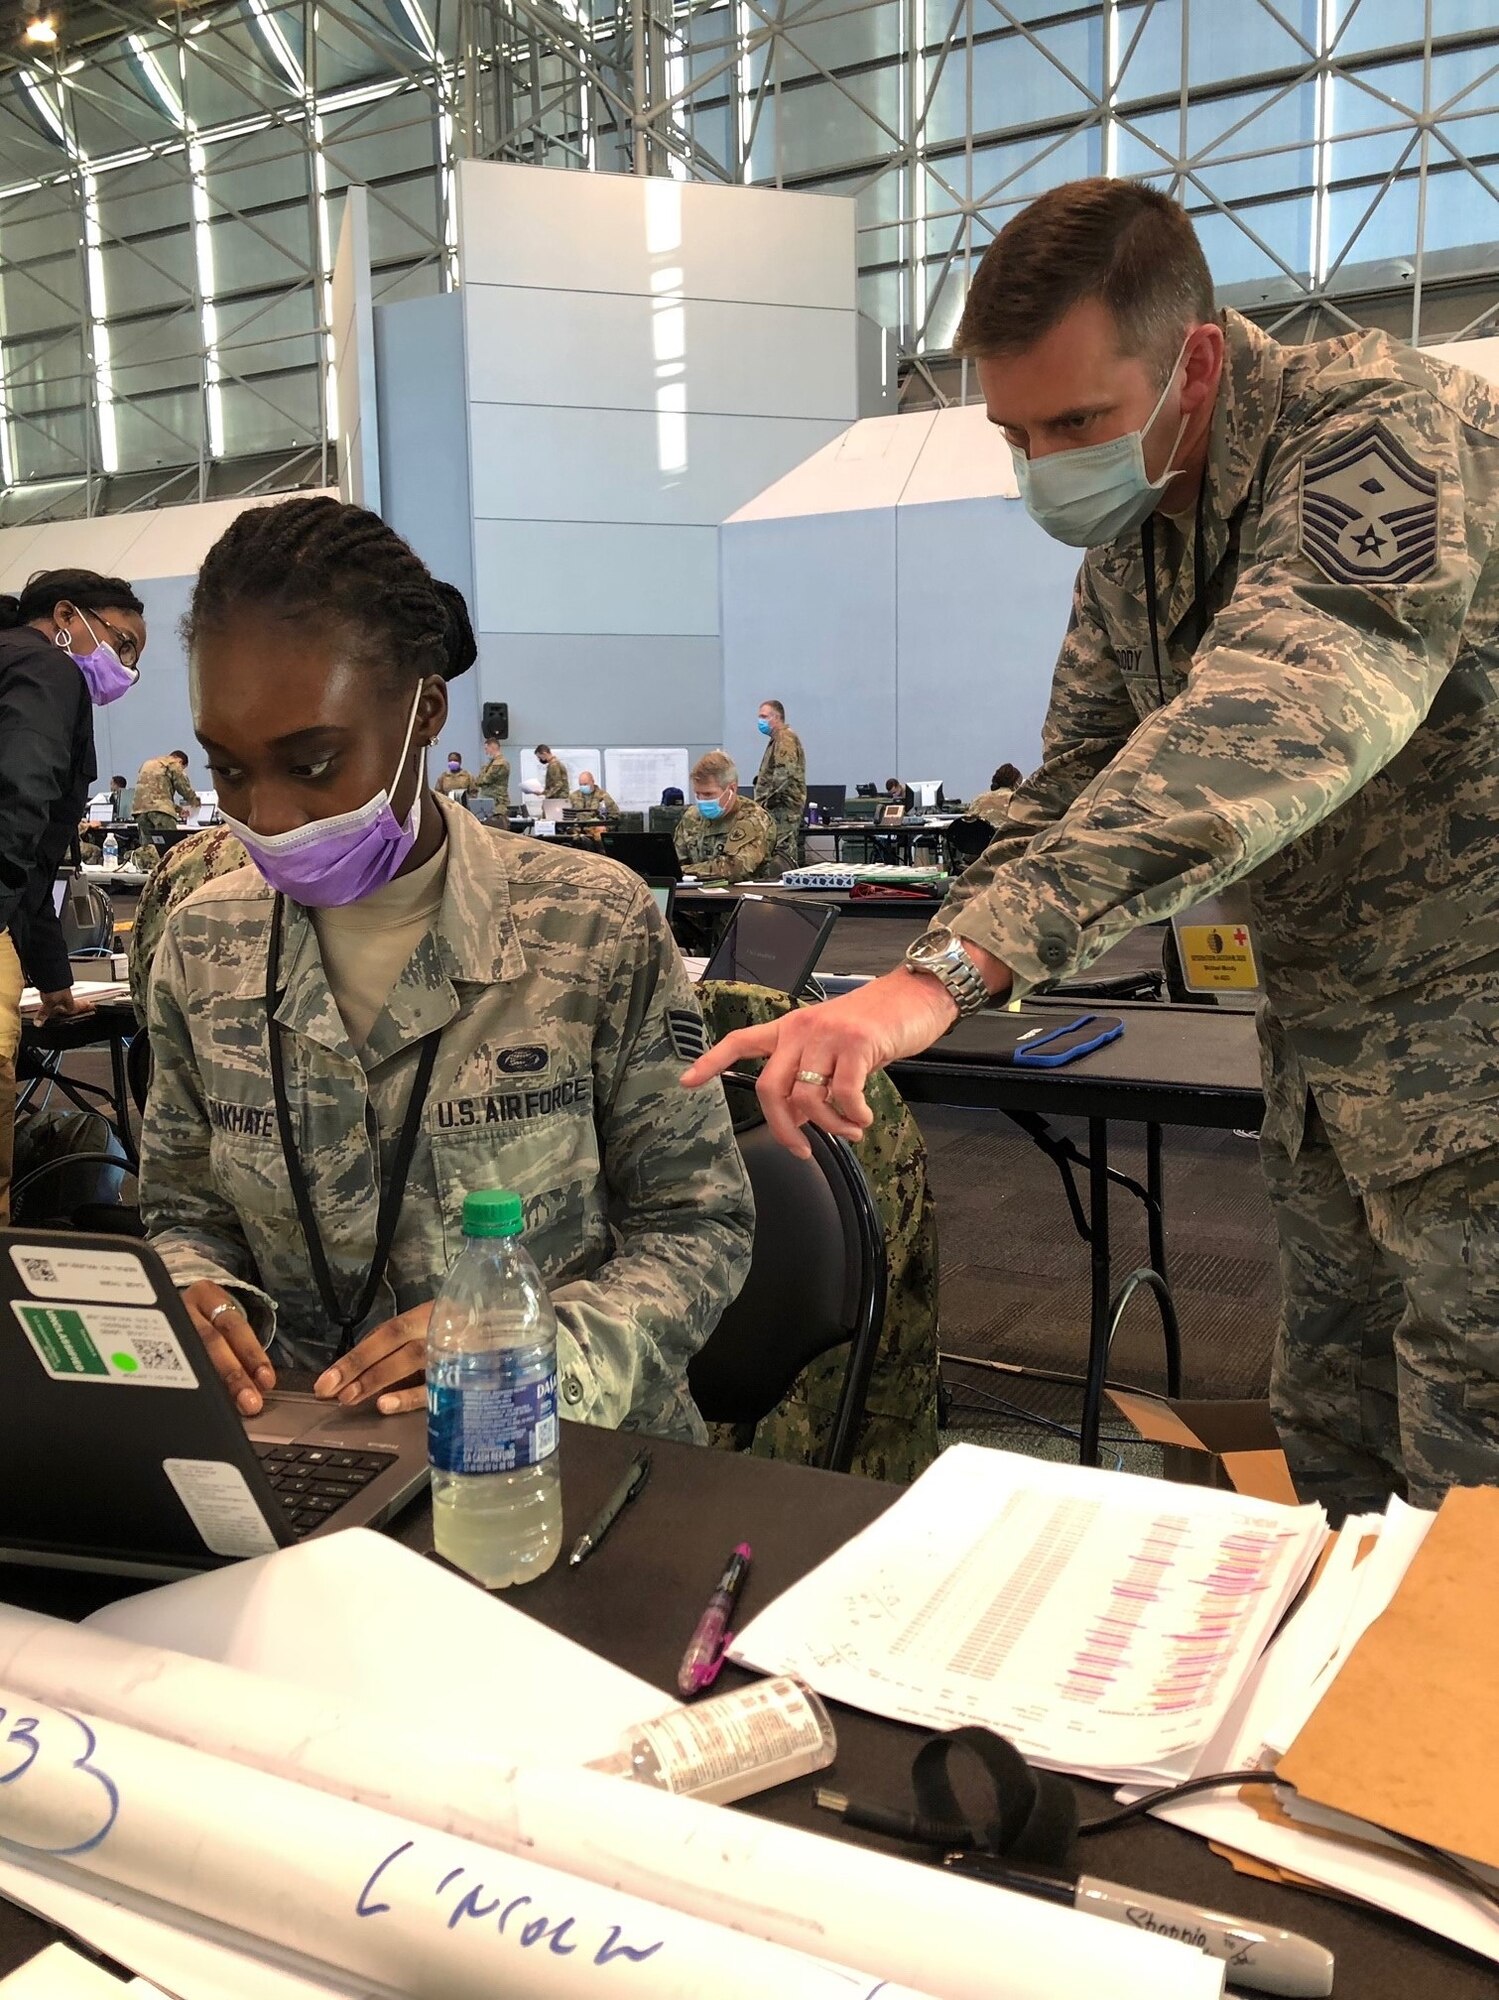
[1106,1388,1299,1506]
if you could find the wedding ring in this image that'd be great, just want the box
[796,1069,830,1086]
[207,1299,239,1324]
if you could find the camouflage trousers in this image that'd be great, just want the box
[768,811,803,873]
[1264,1100,1499,1517]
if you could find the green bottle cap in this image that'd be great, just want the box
[462,1188,524,1237]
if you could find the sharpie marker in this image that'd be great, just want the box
[942,1854,1333,1998]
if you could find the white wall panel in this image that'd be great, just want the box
[475,633,723,750]
[722,511,898,788]
[728,410,933,522]
[471,405,849,526]
[464,285,856,421]
[457,160,854,310]
[473,520,720,637]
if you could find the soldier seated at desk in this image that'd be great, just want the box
[138,497,753,1446]
[674,751,779,884]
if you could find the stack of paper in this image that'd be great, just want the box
[731,1444,1328,1786]
[1144,1491,1499,1967]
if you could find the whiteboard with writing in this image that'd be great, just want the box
[604,748,690,816]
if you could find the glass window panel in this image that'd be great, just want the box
[100,236,196,318]
[319,98,440,191]
[1186,0,1318,81]
[1182,86,1318,205]
[1324,174,1418,280]
[966,126,1101,215]
[747,71,902,179]
[176,22,298,125]
[774,3,902,87]
[367,261,443,306]
[203,125,313,216]
[931,17,1102,150]
[11,406,88,484]
[857,265,903,334]
[1329,0,1469,61]
[112,387,202,470]
[207,211,313,293]
[1428,45,1499,120]
[94,158,193,241]
[0,259,82,339]
[3,329,86,414]
[0,193,76,266]
[219,369,321,455]
[1193,193,1313,289]
[1419,163,1499,262]
[108,309,208,398]
[365,176,442,262]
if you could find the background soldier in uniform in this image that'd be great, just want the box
[133,749,198,839]
[569,772,618,817]
[754,699,807,869]
[675,751,779,884]
[536,744,570,800]
[436,752,473,796]
[475,734,510,815]
[141,498,752,1444]
[690,176,1499,1518]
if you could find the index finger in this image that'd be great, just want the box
[679,1020,780,1088]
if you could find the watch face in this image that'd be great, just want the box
[911,927,954,964]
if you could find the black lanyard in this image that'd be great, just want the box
[1140,486,1209,706]
[265,892,443,1359]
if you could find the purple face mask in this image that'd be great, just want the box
[221,687,426,909]
[59,614,138,707]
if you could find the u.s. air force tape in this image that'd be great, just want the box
[665,1009,707,1062]
[1299,419,1439,587]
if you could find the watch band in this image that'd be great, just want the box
[904,934,990,1017]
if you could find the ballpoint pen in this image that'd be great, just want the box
[568,1448,652,1566]
[677,1543,752,1696]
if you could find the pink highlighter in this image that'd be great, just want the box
[677,1543,753,1696]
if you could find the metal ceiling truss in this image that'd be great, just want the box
[0,0,1496,519]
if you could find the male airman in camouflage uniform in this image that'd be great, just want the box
[139,800,753,1442]
[132,751,198,838]
[128,824,249,1022]
[675,751,779,883]
[475,737,510,815]
[693,178,1499,1516]
[754,700,808,870]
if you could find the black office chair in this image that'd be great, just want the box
[944,815,996,874]
[58,880,114,957]
[688,1076,888,1474]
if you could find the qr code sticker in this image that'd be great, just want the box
[18,1256,57,1287]
[133,1336,184,1374]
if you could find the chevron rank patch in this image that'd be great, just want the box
[665,1008,707,1063]
[1299,421,1439,586]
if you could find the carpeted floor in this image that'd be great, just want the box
[818,913,1281,1465]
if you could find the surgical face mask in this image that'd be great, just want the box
[1012,337,1193,548]
[696,794,726,821]
[221,685,425,909]
[59,613,137,707]
[756,717,773,737]
[579,783,594,795]
[447,758,462,772]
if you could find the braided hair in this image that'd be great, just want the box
[186,497,476,689]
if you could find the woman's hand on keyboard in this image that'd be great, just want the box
[181,1280,276,1417]
[314,1302,433,1416]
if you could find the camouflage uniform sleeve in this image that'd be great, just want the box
[941,565,1138,928]
[139,914,278,1338]
[544,759,571,798]
[477,755,510,806]
[755,731,803,814]
[550,883,754,1434]
[945,390,1488,993]
[170,765,200,811]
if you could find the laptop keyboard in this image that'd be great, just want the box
[253,1442,398,1537]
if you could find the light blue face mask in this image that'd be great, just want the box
[1011,338,1192,549]
[697,795,725,821]
[756,717,773,736]
[579,784,594,795]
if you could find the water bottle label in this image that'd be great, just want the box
[428,1365,559,1475]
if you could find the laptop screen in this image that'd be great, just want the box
[702,895,833,996]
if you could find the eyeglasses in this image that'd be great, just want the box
[90,612,141,670]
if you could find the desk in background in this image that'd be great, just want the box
[892,998,1263,1464]
[0,1422,1481,1998]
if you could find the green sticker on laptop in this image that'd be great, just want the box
[14,1301,196,1389]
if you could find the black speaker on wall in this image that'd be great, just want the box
[482,701,509,742]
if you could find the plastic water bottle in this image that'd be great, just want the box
[427,1188,562,1588]
[101,832,118,870]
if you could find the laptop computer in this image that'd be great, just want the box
[695,893,837,997]
[0,1229,430,1579]
[600,830,683,882]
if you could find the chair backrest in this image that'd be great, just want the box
[688,1079,888,1473]
[58,880,113,956]
[945,815,996,871]
[648,805,686,837]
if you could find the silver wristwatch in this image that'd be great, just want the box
[903,926,990,1018]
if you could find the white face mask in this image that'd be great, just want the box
[1011,335,1194,548]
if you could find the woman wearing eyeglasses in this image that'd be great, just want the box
[0,567,148,1220]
